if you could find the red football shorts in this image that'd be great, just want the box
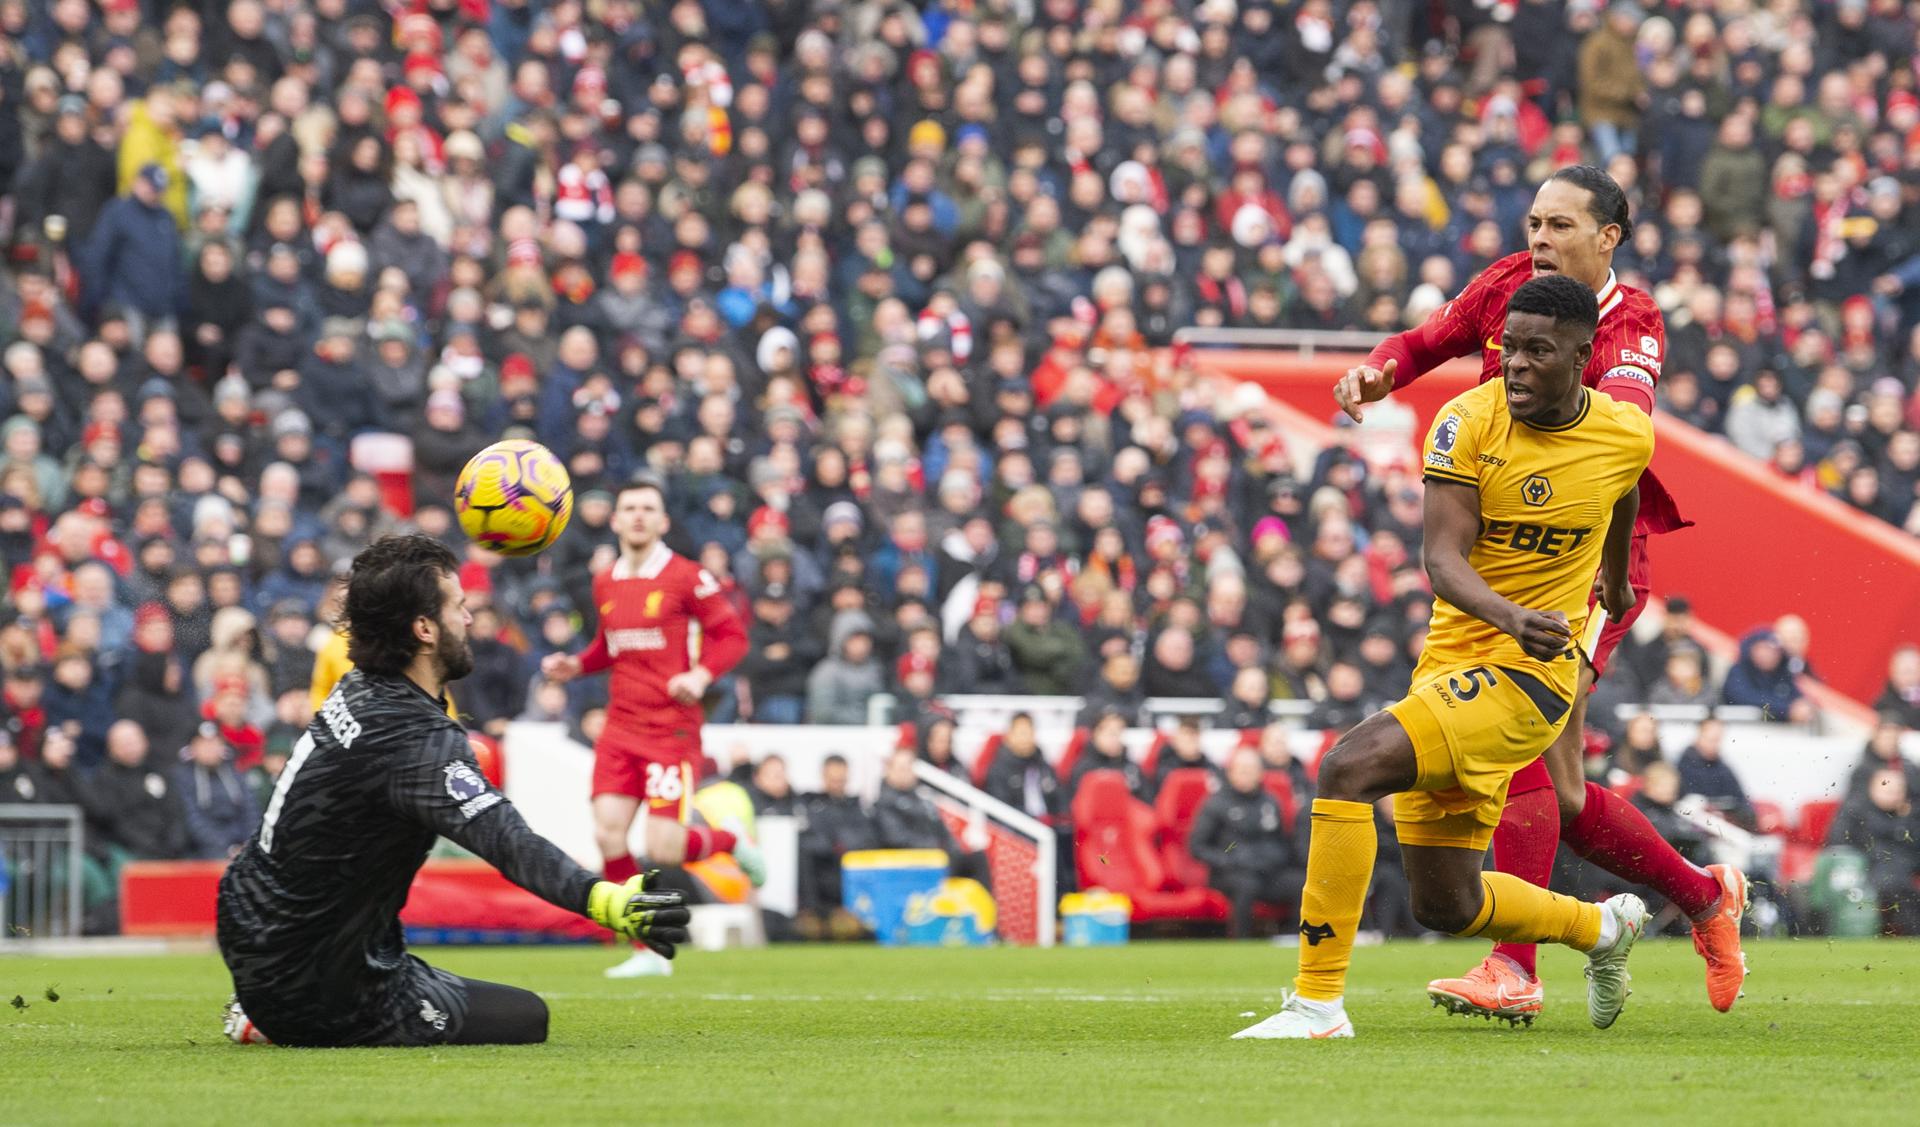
[591,728,699,821]
[1583,532,1652,682]
[1510,535,1655,798]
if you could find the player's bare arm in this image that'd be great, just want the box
[1597,485,1640,623]
[1422,477,1571,660]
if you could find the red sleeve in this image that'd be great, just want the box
[577,572,611,674]
[1591,296,1664,416]
[577,629,611,675]
[687,565,748,679]
[1370,254,1519,388]
[1373,316,1480,390]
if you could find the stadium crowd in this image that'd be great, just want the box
[0,0,1918,932]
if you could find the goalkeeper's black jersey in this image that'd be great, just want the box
[217,669,596,1041]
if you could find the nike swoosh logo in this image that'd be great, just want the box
[1310,1023,1350,1039]
[1484,336,1503,352]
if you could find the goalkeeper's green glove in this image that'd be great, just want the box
[586,871,692,958]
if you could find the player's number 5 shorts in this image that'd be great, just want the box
[1386,660,1574,851]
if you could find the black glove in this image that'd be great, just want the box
[586,870,693,958]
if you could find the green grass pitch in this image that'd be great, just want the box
[4,938,1917,1125]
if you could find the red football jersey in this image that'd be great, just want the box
[1374,251,1687,534]
[576,543,749,738]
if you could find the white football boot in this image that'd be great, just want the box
[1585,893,1650,1029]
[605,948,675,978]
[1232,994,1354,1040]
[222,997,271,1045]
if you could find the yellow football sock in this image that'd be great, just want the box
[1459,872,1604,951]
[1293,798,1377,1002]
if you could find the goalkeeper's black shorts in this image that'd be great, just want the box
[239,958,549,1048]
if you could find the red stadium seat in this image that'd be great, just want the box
[1054,727,1090,784]
[1792,799,1841,846]
[1582,726,1613,759]
[349,432,416,517]
[1261,772,1299,832]
[1154,768,1220,892]
[1778,842,1819,885]
[970,732,1004,789]
[1071,770,1226,923]
[1154,768,1217,833]
[1751,799,1788,837]
[468,734,505,789]
[1138,733,1172,780]
[1307,730,1339,780]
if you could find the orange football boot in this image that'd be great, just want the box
[1691,863,1750,1012]
[1427,953,1544,1027]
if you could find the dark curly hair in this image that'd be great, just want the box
[1508,273,1600,334]
[343,534,460,677]
[1548,164,1634,243]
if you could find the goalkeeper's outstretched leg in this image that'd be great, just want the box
[227,972,548,1047]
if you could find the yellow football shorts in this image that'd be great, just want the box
[1385,660,1574,851]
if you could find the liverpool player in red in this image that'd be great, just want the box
[1334,165,1747,1021]
[542,480,761,978]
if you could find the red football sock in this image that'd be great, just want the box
[683,825,737,863]
[1563,781,1721,919]
[1488,776,1559,979]
[603,853,639,883]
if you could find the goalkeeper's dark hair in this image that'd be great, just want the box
[1508,274,1600,335]
[343,534,461,676]
[1548,164,1633,242]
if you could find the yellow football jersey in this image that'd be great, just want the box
[1418,379,1654,684]
[311,629,459,721]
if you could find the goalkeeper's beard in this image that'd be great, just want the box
[436,632,475,683]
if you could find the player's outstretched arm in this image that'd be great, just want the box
[387,729,603,908]
[541,628,610,684]
[387,731,692,953]
[1597,485,1639,623]
[1423,479,1571,660]
[1341,274,1496,420]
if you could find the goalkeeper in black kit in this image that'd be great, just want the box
[217,535,690,1047]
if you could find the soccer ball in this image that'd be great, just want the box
[454,440,573,556]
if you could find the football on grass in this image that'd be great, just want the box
[454,439,573,556]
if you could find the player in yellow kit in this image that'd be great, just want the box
[1235,275,1654,1041]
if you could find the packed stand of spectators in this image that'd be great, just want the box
[1,0,1913,920]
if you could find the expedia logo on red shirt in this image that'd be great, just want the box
[1603,364,1656,388]
[608,628,667,654]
